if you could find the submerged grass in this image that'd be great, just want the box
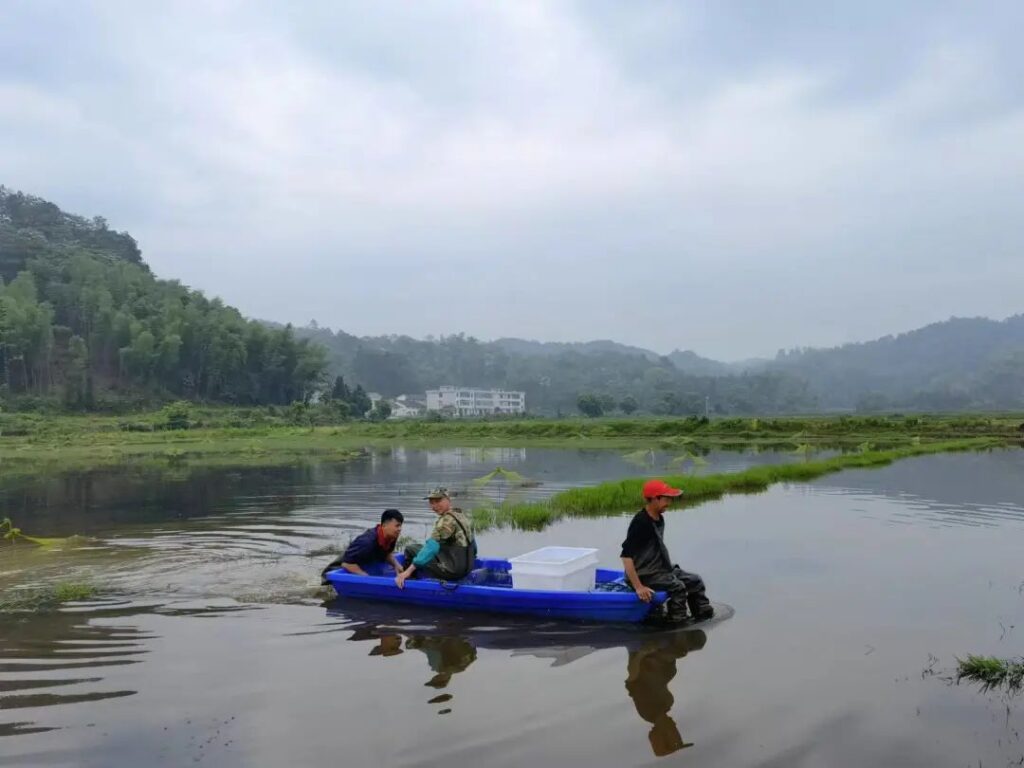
[957,655,1024,693]
[0,581,98,613]
[2,517,100,551]
[469,438,1001,531]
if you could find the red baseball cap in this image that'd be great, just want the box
[642,479,683,499]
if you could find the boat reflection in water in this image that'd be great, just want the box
[326,600,727,756]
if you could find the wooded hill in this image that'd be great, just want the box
[296,311,1024,414]
[769,316,1024,411]
[0,187,325,409]
[294,324,818,415]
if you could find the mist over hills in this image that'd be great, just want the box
[3,185,1021,415]
[293,312,1024,414]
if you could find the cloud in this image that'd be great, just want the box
[1,1,1022,358]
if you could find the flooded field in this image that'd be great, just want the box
[1,446,1023,766]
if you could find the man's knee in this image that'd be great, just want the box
[662,576,689,599]
[673,567,705,591]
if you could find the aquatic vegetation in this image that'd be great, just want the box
[668,451,708,470]
[2,516,51,547]
[1,517,95,550]
[471,438,1000,531]
[0,581,98,613]
[622,449,656,468]
[51,582,96,601]
[470,466,536,489]
[957,655,1024,693]
[467,466,540,509]
[1,516,24,543]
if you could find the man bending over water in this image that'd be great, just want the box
[322,509,404,580]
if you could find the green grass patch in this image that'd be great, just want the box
[470,438,1000,531]
[957,655,1024,693]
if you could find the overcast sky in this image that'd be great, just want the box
[2,1,1022,360]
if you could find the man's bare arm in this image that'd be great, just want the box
[622,557,654,602]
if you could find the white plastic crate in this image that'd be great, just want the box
[507,546,599,592]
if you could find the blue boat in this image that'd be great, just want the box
[323,557,667,623]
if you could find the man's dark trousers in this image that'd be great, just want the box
[642,566,711,622]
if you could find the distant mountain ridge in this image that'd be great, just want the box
[492,337,663,361]
[293,312,1024,412]
[6,185,1021,414]
[768,314,1024,409]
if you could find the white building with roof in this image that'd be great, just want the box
[389,395,424,418]
[425,386,526,417]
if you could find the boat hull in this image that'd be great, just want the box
[324,558,667,623]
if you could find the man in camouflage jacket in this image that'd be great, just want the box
[396,487,477,586]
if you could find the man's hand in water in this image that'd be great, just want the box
[636,585,655,603]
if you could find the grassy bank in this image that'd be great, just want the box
[0,409,1018,476]
[3,409,1023,440]
[469,438,1002,530]
[337,413,1024,442]
[957,655,1024,693]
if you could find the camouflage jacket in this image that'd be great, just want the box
[429,508,474,548]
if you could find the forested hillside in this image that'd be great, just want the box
[0,187,326,408]
[297,315,1024,415]
[293,324,817,415]
[770,316,1024,410]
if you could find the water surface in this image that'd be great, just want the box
[2,446,1023,767]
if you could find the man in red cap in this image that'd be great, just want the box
[620,479,713,623]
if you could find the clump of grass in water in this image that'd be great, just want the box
[668,451,708,470]
[1,516,94,551]
[469,466,539,510]
[957,655,1024,693]
[470,466,538,489]
[622,449,656,469]
[1,516,29,544]
[0,582,98,613]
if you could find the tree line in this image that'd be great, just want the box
[294,325,820,416]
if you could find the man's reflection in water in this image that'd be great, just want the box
[405,635,477,690]
[625,629,707,757]
[347,612,707,740]
[363,631,476,714]
[367,633,403,657]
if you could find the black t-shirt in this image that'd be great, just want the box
[620,509,665,560]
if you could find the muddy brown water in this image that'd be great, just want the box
[1,446,1023,767]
